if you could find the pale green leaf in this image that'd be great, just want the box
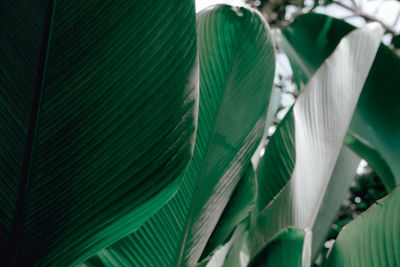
[325,187,400,267]
[279,13,400,189]
[310,147,360,258]
[249,23,383,264]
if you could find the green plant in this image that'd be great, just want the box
[0,1,398,266]
[313,169,388,266]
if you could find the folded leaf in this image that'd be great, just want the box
[0,1,198,265]
[249,23,382,264]
[196,220,250,267]
[279,13,400,189]
[201,164,256,259]
[310,147,360,259]
[85,5,275,266]
[325,187,400,267]
[222,222,251,267]
[256,110,295,211]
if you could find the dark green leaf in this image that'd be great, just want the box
[0,1,198,265]
[85,5,275,266]
[249,228,311,267]
[392,34,400,48]
[256,110,295,210]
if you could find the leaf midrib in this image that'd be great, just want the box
[176,11,248,266]
[6,1,56,265]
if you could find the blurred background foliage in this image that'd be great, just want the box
[245,0,400,53]
[313,168,388,266]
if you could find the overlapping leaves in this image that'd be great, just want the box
[1,3,396,267]
[85,5,276,267]
[248,22,383,264]
[280,13,400,190]
[196,20,384,267]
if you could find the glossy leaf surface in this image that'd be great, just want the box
[325,187,400,267]
[250,23,382,264]
[85,5,275,267]
[280,13,400,189]
[0,1,198,265]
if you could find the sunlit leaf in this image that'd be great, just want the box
[279,13,400,189]
[248,23,382,265]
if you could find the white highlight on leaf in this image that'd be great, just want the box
[356,159,368,175]
[324,239,336,249]
[259,147,266,157]
[290,23,383,228]
[239,250,250,266]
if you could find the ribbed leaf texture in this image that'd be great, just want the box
[309,147,360,258]
[201,165,256,260]
[85,4,275,267]
[222,148,360,266]
[0,1,198,265]
[256,111,295,210]
[279,13,400,190]
[325,187,399,267]
[248,23,383,264]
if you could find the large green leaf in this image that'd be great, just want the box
[85,5,275,266]
[232,146,360,265]
[325,187,399,267]
[248,23,383,264]
[199,66,283,262]
[0,1,198,265]
[279,13,400,189]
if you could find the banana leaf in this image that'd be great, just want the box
[309,147,360,259]
[201,165,256,260]
[84,5,276,266]
[325,187,399,267]
[279,13,400,190]
[247,23,382,265]
[0,1,198,265]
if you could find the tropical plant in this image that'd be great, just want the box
[0,1,398,267]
